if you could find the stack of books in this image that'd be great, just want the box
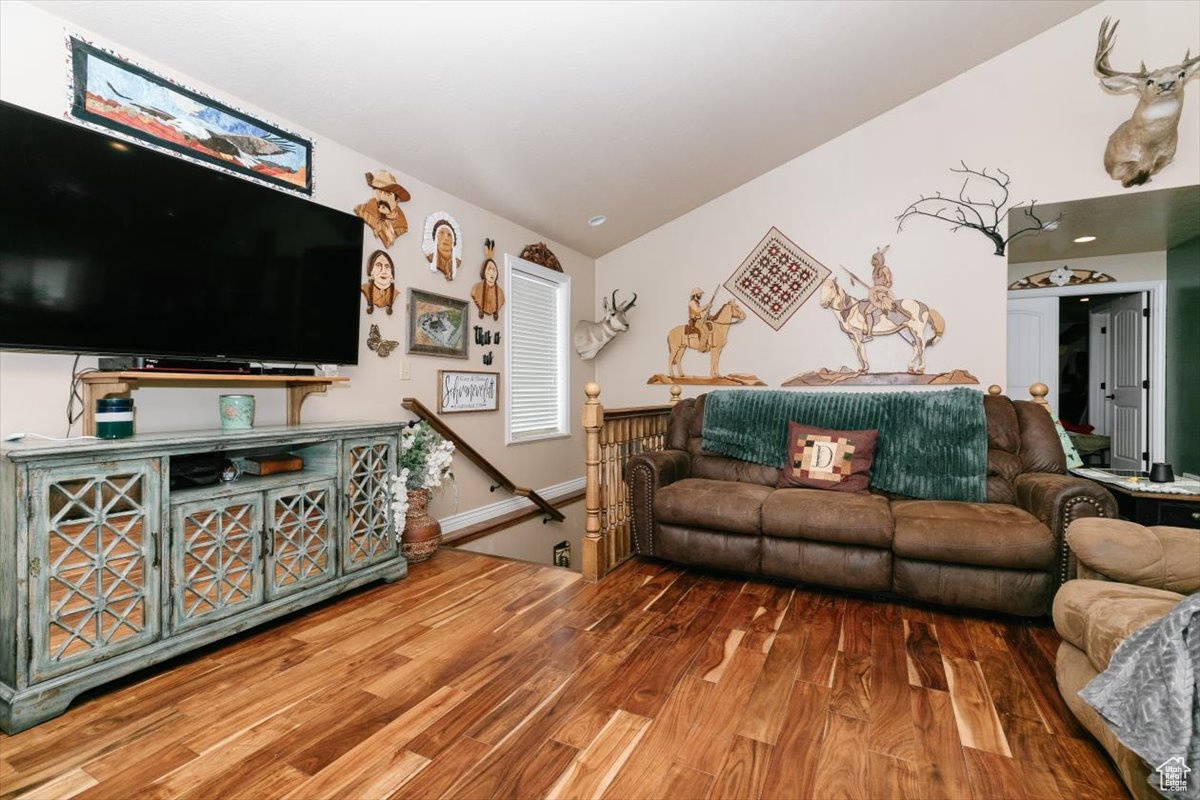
[243,453,304,476]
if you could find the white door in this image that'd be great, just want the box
[1107,292,1148,471]
[1088,309,1111,435]
[1007,297,1059,414]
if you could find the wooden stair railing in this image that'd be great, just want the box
[582,382,682,581]
[401,398,565,523]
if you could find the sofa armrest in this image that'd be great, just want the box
[1013,472,1118,586]
[1066,518,1200,594]
[628,449,691,556]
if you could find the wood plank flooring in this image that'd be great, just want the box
[0,550,1129,800]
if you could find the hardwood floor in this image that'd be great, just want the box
[0,550,1129,800]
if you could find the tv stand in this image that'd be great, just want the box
[80,372,349,435]
[1,420,406,732]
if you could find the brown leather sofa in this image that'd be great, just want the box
[628,392,1117,616]
[1053,518,1199,800]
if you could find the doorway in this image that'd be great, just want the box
[1059,292,1146,469]
[1006,281,1163,469]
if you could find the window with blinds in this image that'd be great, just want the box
[505,255,570,444]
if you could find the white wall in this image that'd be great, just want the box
[593,0,1200,407]
[455,501,585,572]
[0,1,595,522]
[1007,251,1167,286]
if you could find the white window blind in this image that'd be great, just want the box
[506,256,570,443]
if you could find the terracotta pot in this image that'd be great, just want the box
[400,488,442,563]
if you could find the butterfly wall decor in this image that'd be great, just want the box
[366,324,399,358]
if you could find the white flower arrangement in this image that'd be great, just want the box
[391,422,457,540]
[398,421,456,491]
[390,467,411,536]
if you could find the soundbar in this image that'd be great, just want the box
[96,357,315,376]
[98,356,252,373]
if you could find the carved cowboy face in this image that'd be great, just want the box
[373,188,404,219]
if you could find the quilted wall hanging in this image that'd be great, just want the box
[723,227,830,331]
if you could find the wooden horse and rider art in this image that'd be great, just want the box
[647,286,764,386]
[783,246,977,386]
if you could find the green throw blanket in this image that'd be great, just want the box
[700,388,987,502]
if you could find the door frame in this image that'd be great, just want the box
[1007,280,1166,464]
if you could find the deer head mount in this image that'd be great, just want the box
[1095,17,1200,187]
[573,289,637,360]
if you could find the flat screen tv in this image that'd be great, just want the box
[0,100,363,364]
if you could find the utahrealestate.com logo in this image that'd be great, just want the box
[1157,757,1191,793]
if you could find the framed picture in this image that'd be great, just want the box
[69,38,313,194]
[407,289,469,359]
[437,370,499,414]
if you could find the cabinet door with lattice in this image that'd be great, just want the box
[265,480,337,599]
[169,495,264,633]
[342,436,398,573]
[28,460,162,683]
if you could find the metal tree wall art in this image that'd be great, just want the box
[895,163,1059,256]
[1094,17,1200,187]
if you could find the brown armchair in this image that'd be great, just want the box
[1053,518,1200,799]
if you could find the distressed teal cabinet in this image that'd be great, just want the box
[342,437,398,573]
[28,459,162,683]
[266,480,337,599]
[1,422,407,733]
[170,494,264,633]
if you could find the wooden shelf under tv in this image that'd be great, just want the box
[79,372,350,435]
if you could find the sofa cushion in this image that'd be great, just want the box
[658,523,762,574]
[654,478,772,536]
[777,422,877,494]
[762,537,891,592]
[891,500,1054,570]
[692,454,781,487]
[1052,579,1183,673]
[893,558,1053,617]
[761,489,893,547]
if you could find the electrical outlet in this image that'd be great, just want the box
[399,360,411,380]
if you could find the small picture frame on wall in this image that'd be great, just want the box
[407,289,469,359]
[437,370,499,414]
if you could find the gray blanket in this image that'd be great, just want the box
[1080,593,1200,800]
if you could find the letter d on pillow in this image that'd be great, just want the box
[778,422,878,494]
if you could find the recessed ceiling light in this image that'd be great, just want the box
[108,141,130,152]
[1080,297,1090,303]
[1073,235,1097,243]
[587,215,607,227]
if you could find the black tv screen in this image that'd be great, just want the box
[0,101,363,364]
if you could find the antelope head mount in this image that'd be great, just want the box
[573,289,637,360]
[1095,17,1200,187]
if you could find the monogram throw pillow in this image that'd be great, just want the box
[777,422,878,494]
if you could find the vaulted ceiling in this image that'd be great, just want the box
[37,0,1095,257]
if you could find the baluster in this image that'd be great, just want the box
[582,383,605,581]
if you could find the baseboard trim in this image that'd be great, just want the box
[440,476,585,538]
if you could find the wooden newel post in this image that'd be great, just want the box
[987,385,1001,396]
[669,385,682,405]
[1029,382,1051,414]
[582,382,605,581]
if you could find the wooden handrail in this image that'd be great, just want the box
[401,398,565,523]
